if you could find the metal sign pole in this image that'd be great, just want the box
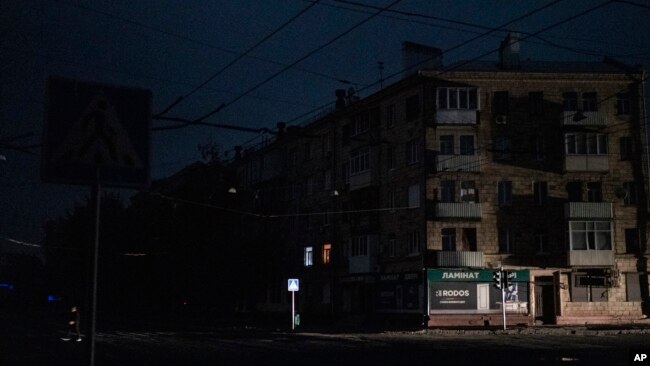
[291,291,295,330]
[501,268,507,331]
[87,173,101,366]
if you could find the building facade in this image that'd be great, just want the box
[235,36,650,326]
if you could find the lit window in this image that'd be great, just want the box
[304,247,313,267]
[322,244,331,264]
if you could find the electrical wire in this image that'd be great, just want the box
[155,0,322,117]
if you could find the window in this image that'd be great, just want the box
[462,228,477,251]
[441,228,456,251]
[533,181,548,206]
[493,91,509,115]
[626,273,642,301]
[408,184,420,208]
[498,180,512,206]
[567,181,583,202]
[440,180,455,202]
[460,181,477,203]
[459,135,475,155]
[324,170,332,190]
[533,135,545,161]
[322,134,331,155]
[617,93,630,115]
[405,94,420,121]
[498,228,512,253]
[386,104,396,128]
[582,92,597,111]
[571,272,608,302]
[387,147,395,170]
[495,136,512,160]
[535,230,548,253]
[565,133,607,155]
[408,231,421,254]
[440,135,454,155]
[586,182,602,202]
[350,236,368,256]
[563,92,578,111]
[322,243,331,264]
[437,87,479,110]
[387,189,395,211]
[304,247,313,267]
[623,182,637,205]
[342,162,350,185]
[529,92,543,115]
[388,237,396,257]
[351,112,370,136]
[406,139,420,164]
[349,147,370,175]
[569,221,612,250]
[620,136,634,160]
[288,148,297,168]
[625,228,640,253]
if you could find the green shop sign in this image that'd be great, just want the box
[427,269,529,282]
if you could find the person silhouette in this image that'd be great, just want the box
[61,306,82,342]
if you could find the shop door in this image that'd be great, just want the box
[477,284,489,311]
[534,276,555,323]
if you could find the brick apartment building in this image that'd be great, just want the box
[233,34,650,326]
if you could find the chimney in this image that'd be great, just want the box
[499,33,520,70]
[401,41,442,78]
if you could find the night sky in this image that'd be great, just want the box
[1,0,650,244]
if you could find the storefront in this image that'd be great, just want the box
[376,272,422,313]
[427,269,530,315]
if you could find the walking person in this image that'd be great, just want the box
[61,306,82,342]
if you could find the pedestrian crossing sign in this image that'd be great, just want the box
[288,279,299,292]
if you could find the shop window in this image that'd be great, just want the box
[571,272,608,302]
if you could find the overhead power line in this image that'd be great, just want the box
[158,0,404,132]
[155,0,322,117]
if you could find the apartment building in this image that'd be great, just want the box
[236,35,649,326]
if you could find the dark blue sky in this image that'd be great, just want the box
[1,0,650,243]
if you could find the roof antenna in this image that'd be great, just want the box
[378,61,385,89]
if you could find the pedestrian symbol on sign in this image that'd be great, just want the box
[288,279,299,292]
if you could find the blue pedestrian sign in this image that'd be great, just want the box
[288,279,299,292]
[42,77,151,188]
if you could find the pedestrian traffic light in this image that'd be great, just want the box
[493,270,502,289]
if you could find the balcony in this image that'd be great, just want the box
[567,250,614,266]
[434,251,485,268]
[435,110,478,125]
[349,170,372,191]
[435,203,482,219]
[562,111,606,126]
[564,202,613,219]
[436,154,481,172]
[564,155,609,172]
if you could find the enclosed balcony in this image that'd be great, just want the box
[435,202,482,219]
[562,111,606,126]
[435,110,478,125]
[564,155,609,172]
[568,250,614,266]
[564,202,613,219]
[436,155,481,172]
[434,251,485,268]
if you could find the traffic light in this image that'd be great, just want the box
[505,271,515,288]
[502,270,509,288]
[492,270,502,289]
